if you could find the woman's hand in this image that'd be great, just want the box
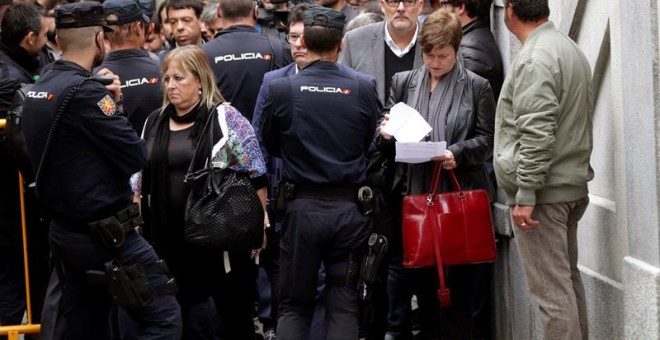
[431,149,456,170]
[251,211,270,259]
[251,233,267,259]
[96,68,123,105]
[379,114,393,140]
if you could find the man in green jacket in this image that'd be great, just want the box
[494,0,594,339]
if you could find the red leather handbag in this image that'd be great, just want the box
[402,162,497,267]
[401,162,497,306]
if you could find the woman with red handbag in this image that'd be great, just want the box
[376,9,496,340]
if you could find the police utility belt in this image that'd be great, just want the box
[54,203,143,249]
[275,181,375,216]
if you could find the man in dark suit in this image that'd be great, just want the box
[339,0,425,105]
[251,6,309,339]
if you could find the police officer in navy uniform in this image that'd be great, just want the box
[97,0,162,133]
[261,7,381,339]
[202,0,293,121]
[21,2,182,339]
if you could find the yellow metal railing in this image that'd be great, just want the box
[0,117,41,339]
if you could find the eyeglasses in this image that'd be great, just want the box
[385,0,417,8]
[286,33,302,44]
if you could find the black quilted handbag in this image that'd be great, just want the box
[183,104,264,250]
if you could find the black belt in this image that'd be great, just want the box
[292,184,358,203]
[54,203,142,235]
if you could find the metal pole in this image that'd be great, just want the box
[18,172,34,324]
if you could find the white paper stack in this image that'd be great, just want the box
[395,142,446,163]
[381,102,447,163]
[381,102,432,143]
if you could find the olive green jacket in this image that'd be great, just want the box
[494,21,594,206]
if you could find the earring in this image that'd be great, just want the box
[198,89,202,94]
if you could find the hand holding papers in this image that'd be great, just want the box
[381,102,432,143]
[395,142,446,163]
[380,102,446,163]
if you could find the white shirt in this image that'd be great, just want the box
[384,23,419,57]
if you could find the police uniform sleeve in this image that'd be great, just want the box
[76,84,147,176]
[252,73,271,165]
[260,78,288,158]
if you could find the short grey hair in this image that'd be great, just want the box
[345,12,384,32]
[201,0,219,25]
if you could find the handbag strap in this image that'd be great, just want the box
[429,198,451,307]
[427,162,462,195]
[428,162,442,196]
[185,103,227,176]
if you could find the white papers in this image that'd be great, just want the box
[395,142,447,164]
[381,102,432,143]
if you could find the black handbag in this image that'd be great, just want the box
[183,104,264,250]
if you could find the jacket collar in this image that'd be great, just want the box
[445,64,467,143]
[217,25,258,36]
[0,40,40,79]
[105,49,150,61]
[462,18,489,35]
[524,21,556,46]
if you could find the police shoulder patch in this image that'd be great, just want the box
[97,94,117,116]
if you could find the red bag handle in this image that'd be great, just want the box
[428,184,451,307]
[428,161,457,307]
[428,162,462,194]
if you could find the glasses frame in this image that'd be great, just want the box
[385,0,418,8]
[286,33,302,44]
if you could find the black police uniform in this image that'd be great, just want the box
[202,25,293,121]
[21,3,182,339]
[261,29,381,338]
[96,49,162,133]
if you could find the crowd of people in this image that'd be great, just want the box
[0,0,595,339]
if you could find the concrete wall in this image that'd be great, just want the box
[490,0,660,338]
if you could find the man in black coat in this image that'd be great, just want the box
[442,0,503,100]
[0,4,48,332]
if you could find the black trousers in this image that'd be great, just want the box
[278,198,369,340]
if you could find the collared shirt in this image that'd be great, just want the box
[384,22,419,57]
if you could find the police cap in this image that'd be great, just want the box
[303,7,345,31]
[136,0,154,21]
[56,2,113,31]
[103,0,150,25]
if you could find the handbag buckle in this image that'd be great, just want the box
[427,194,434,206]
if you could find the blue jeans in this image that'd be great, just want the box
[48,222,182,340]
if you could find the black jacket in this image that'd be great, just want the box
[381,65,495,199]
[460,19,503,100]
[0,41,39,111]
